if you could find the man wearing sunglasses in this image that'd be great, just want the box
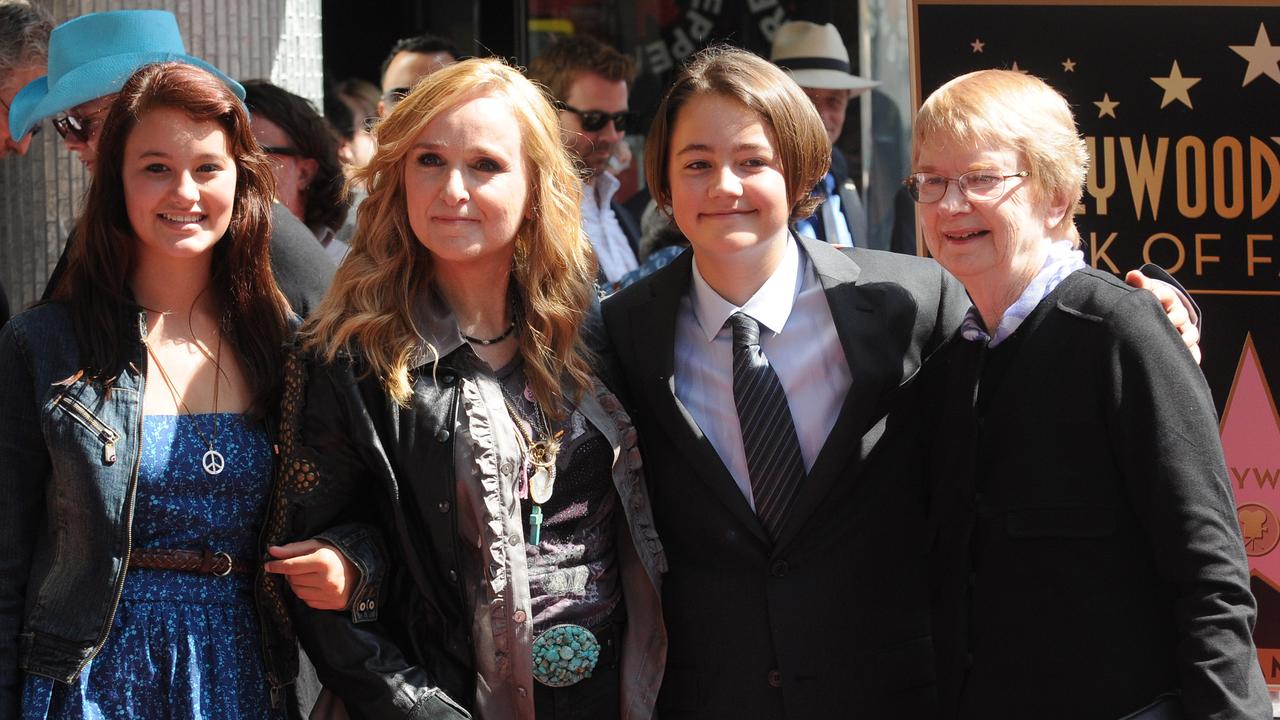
[528,36,642,291]
[9,10,336,316]
[377,33,458,118]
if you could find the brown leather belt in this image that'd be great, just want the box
[128,548,254,576]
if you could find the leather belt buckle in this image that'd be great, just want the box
[210,551,233,577]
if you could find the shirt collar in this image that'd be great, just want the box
[690,233,803,343]
[409,285,468,366]
[959,240,1087,347]
[584,170,620,209]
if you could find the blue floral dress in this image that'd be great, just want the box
[21,414,284,720]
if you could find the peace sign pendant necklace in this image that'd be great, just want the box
[145,325,225,476]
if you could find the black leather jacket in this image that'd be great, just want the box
[263,348,475,719]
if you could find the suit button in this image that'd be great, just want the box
[437,500,451,513]
[448,569,458,583]
[770,560,788,578]
[435,428,450,442]
[768,670,783,687]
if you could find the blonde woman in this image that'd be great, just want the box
[264,58,666,719]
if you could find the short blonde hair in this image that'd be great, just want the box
[913,70,1088,245]
[645,45,831,222]
[304,58,596,412]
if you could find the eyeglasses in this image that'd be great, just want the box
[553,101,632,133]
[0,95,41,138]
[52,105,110,143]
[904,170,1029,204]
[261,145,304,157]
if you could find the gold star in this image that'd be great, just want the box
[1062,58,1077,72]
[1230,23,1280,86]
[970,38,985,53]
[1010,61,1027,74]
[1094,93,1119,118]
[1151,60,1201,109]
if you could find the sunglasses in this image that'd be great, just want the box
[52,105,110,143]
[0,95,41,138]
[383,86,411,107]
[554,101,633,133]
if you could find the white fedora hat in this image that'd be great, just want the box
[770,21,879,95]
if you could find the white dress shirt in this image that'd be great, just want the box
[673,236,852,508]
[581,172,638,284]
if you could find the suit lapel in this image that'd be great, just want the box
[629,253,770,545]
[775,237,896,550]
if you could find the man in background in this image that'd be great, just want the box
[0,1,53,326]
[528,36,641,290]
[377,33,458,117]
[771,21,877,249]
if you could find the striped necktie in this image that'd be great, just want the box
[729,312,807,540]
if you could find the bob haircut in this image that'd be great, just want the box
[645,45,831,223]
[53,62,290,415]
[913,69,1089,246]
[304,57,596,414]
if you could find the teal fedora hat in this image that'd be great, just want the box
[8,10,246,139]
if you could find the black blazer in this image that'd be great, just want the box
[921,269,1269,720]
[601,234,969,719]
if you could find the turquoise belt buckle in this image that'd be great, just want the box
[531,624,600,687]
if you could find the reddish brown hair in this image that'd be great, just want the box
[54,62,290,415]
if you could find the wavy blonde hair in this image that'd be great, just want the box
[303,58,597,412]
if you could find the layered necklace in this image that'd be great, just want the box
[144,319,226,477]
[501,383,562,545]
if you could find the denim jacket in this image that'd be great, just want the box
[0,302,296,717]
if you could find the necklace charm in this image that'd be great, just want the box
[202,448,226,475]
[529,462,555,505]
[529,504,544,544]
[528,437,559,505]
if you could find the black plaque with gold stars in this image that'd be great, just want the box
[913,0,1280,688]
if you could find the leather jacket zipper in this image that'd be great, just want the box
[52,393,120,464]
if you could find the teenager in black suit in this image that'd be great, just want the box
[910,70,1268,719]
[602,47,968,719]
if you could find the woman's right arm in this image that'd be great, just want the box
[276,355,470,719]
[0,322,50,717]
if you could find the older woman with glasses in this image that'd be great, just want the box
[909,69,1269,719]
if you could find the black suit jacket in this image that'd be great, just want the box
[920,269,1268,719]
[601,235,969,719]
[41,203,335,317]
